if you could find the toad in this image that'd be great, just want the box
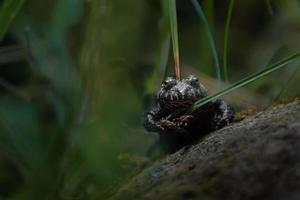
[144,75,234,153]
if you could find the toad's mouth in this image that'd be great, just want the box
[158,90,202,109]
[164,99,196,109]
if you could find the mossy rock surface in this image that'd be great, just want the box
[111,100,300,200]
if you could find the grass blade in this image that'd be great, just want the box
[189,52,300,113]
[265,0,274,16]
[160,34,171,81]
[0,0,25,42]
[168,0,181,80]
[223,0,235,83]
[191,0,221,81]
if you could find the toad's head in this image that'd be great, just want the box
[157,75,208,109]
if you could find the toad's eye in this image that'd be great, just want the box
[162,77,176,89]
[187,75,199,84]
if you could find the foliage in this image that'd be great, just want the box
[189,53,300,112]
[191,0,221,81]
[223,0,235,82]
[168,0,181,79]
[0,0,299,199]
[0,0,25,41]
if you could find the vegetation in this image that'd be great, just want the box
[0,0,299,199]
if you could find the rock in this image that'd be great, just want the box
[111,100,300,200]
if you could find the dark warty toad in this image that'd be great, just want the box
[143,75,234,154]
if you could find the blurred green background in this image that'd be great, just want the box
[0,0,299,199]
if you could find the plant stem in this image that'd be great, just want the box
[265,0,274,16]
[189,52,300,113]
[168,0,181,80]
[223,0,235,83]
[191,0,221,81]
[0,0,25,41]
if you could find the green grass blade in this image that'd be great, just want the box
[168,0,181,80]
[265,0,274,16]
[0,0,25,41]
[223,0,235,83]
[191,0,221,81]
[189,52,300,113]
[160,34,171,80]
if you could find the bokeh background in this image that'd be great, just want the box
[0,0,300,199]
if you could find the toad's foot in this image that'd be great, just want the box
[172,115,194,127]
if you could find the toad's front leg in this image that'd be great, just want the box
[144,112,182,133]
[143,105,168,132]
[144,107,190,133]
